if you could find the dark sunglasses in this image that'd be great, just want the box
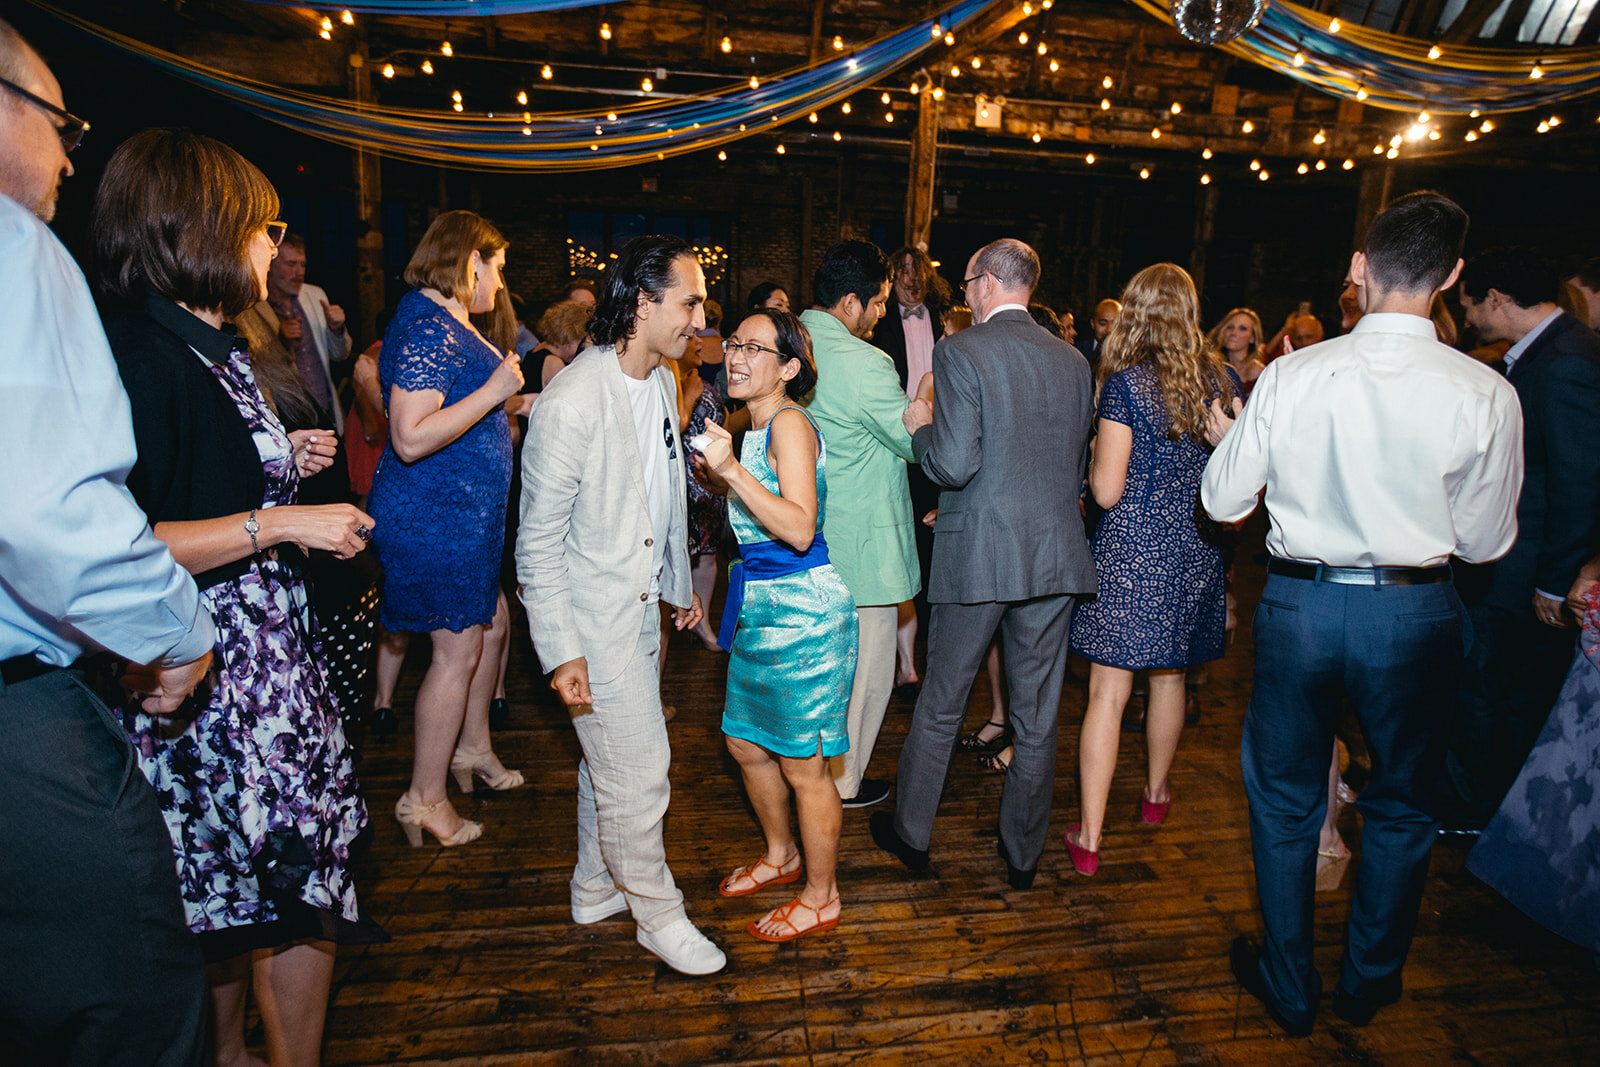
[265,221,288,247]
[0,75,88,153]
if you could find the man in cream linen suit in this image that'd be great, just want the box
[517,235,723,975]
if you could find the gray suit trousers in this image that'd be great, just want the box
[893,594,1076,869]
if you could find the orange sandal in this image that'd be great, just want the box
[747,896,841,943]
[718,854,801,897]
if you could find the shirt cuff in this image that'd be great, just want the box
[1534,589,1564,604]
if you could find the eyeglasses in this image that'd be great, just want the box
[0,76,89,153]
[265,221,288,247]
[960,272,989,293]
[722,338,782,358]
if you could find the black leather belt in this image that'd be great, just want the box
[1267,559,1451,586]
[1,655,61,686]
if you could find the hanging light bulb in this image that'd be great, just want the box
[1417,110,1430,123]
[718,150,727,161]
[1386,146,1399,158]
[340,9,355,25]
[1241,120,1254,133]
[1427,129,1441,140]
[809,111,818,123]
[451,89,462,102]
[1151,127,1161,139]
[607,112,617,121]
[381,63,395,78]
[1249,158,1260,170]
[720,36,732,53]
[1530,63,1544,79]
[1101,98,1111,110]
[1356,87,1368,101]
[882,92,891,104]
[600,21,612,41]
[1102,75,1114,89]
[319,26,331,40]
[884,112,894,123]
[1329,18,1341,32]
[932,24,942,38]
[452,101,463,112]
[641,76,653,92]
[1548,115,1562,126]
[516,90,528,105]
[1428,45,1442,60]
[1038,41,1048,55]
[950,66,961,77]
[1023,2,1034,13]
[776,144,786,154]
[944,33,956,46]
[440,41,453,56]
[1342,158,1354,169]
[910,82,920,95]
[749,75,759,89]
[1537,120,1550,132]
[1032,132,1042,143]
[1373,144,1384,154]
[1293,52,1306,67]
[1048,59,1059,72]
[841,101,852,114]
[833,130,842,141]
[1465,130,1478,142]
[1297,162,1309,174]
[420,59,433,74]
[1139,168,1150,179]
[1313,129,1326,144]
[1201,173,1212,184]
[595,124,603,135]
[1480,119,1494,132]
[1018,31,1029,45]
[833,35,845,51]
[971,56,982,69]
[1259,169,1270,181]
[932,86,945,100]
[1085,153,1095,164]
[539,64,552,80]
[1170,101,1182,114]
[1315,159,1326,170]
[522,126,532,136]
[1201,146,1213,159]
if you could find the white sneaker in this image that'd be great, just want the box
[636,917,727,975]
[572,890,629,925]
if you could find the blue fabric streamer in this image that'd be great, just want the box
[239,1,609,11]
[717,534,832,652]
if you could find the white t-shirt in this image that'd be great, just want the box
[622,370,674,598]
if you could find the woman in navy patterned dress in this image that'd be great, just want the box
[367,211,527,849]
[1064,264,1241,875]
[96,129,377,1067]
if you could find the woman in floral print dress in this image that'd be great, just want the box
[95,129,378,1067]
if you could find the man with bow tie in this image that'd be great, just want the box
[874,247,954,398]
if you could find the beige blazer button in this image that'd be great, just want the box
[645,537,654,547]
[640,592,648,601]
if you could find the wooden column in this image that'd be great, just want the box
[348,42,384,348]
[905,87,940,251]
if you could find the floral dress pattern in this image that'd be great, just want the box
[367,289,512,633]
[1069,361,1240,669]
[122,339,367,935]
[683,376,727,560]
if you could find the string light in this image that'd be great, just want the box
[1100,98,1111,110]
[720,36,732,53]
[951,65,962,77]
[641,76,653,91]
[1356,87,1368,101]
[1386,146,1399,158]
[718,150,727,161]
[1170,101,1183,115]
[1313,129,1326,144]
[1139,167,1150,179]
[1037,41,1048,56]
[440,41,452,57]
[451,89,462,102]
[882,92,891,104]
[1342,158,1354,169]
[944,32,955,46]
[1250,159,1261,171]
[1530,63,1544,79]
[1042,0,1053,7]
[1315,159,1326,170]
[1201,146,1212,159]
[1329,18,1341,32]
[600,21,612,41]
[1049,59,1059,72]
[971,56,982,69]
[538,64,552,80]
[522,126,531,135]
[1373,144,1384,153]
[1032,131,1042,143]
[1537,120,1550,132]
[594,124,602,135]
[884,111,894,122]
[1102,75,1114,89]
[1480,119,1494,132]
[319,26,331,40]
[1084,152,1095,164]
[1470,108,1481,117]
[1428,45,1442,60]
[776,144,785,154]
[452,101,463,112]
[1417,110,1430,123]
[1023,2,1034,13]
[932,23,942,38]
[1465,130,1479,141]
[381,62,394,78]
[1259,169,1270,180]
[932,86,945,100]
[1241,120,1254,133]
[1297,162,1308,174]
[833,35,845,51]
[833,130,842,141]
[420,59,433,74]
[910,82,920,95]
[1201,173,1211,184]
[1151,127,1161,139]
[809,111,818,123]
[340,9,354,25]
[607,112,617,121]
[1018,31,1029,44]
[516,90,528,104]
[841,101,852,114]
[1548,115,1562,126]
[1293,51,1306,67]
[1427,128,1441,140]
[749,75,760,89]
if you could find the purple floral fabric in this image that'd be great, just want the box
[122,340,367,933]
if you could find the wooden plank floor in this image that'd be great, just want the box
[321,552,1600,1065]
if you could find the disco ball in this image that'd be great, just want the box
[1170,0,1268,45]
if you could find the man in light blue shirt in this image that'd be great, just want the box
[0,19,214,1064]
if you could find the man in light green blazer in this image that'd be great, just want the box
[801,240,920,807]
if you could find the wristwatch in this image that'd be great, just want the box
[245,508,260,553]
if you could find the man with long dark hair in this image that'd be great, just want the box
[516,234,726,975]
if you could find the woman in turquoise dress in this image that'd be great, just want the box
[698,308,857,944]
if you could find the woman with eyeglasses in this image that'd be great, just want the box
[366,210,527,849]
[697,309,857,943]
[93,128,378,1067]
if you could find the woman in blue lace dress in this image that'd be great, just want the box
[95,129,378,1067]
[1064,264,1241,875]
[368,211,528,849]
[698,309,857,943]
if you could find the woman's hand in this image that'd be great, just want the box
[287,429,338,479]
[487,352,525,404]
[1204,397,1243,448]
[267,503,375,560]
[698,420,737,476]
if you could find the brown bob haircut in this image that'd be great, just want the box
[92,128,279,318]
[404,210,508,306]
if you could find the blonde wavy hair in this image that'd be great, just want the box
[1097,263,1238,441]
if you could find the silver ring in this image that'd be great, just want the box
[355,524,371,541]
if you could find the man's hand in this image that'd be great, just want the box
[1533,592,1570,628]
[279,315,304,343]
[1204,397,1243,448]
[121,650,213,716]
[322,299,347,333]
[672,593,704,632]
[692,454,730,496]
[902,398,933,434]
[550,657,592,708]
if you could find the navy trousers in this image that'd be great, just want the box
[1242,572,1462,1026]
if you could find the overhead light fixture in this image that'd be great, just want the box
[1139,168,1150,179]
[1241,120,1254,133]
[720,36,732,53]
[1428,45,1442,60]
[1085,152,1096,164]
[600,21,612,41]
[340,9,354,25]
[420,59,433,74]
[1201,147,1212,159]
[1170,102,1182,114]
[641,76,653,92]
[718,150,727,161]
[1249,159,1261,171]
[1297,162,1309,174]
[1313,129,1326,144]
[1201,173,1211,184]
[1342,158,1354,169]
[833,35,845,51]
[440,40,453,56]
[1329,18,1341,32]
[381,63,395,78]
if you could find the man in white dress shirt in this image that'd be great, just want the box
[1201,191,1523,1036]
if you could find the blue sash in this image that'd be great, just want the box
[716,534,831,651]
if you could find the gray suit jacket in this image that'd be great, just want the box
[912,307,1097,604]
[515,345,691,684]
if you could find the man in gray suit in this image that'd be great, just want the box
[517,234,725,975]
[871,238,1096,888]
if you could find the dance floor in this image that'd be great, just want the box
[324,555,1600,1065]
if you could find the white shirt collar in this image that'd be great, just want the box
[1348,311,1437,339]
[980,302,1029,324]
[1503,308,1563,373]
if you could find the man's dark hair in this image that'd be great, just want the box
[1028,303,1065,338]
[1568,257,1600,291]
[743,307,818,399]
[1459,246,1562,308]
[889,245,953,315]
[747,281,787,310]
[1361,190,1468,295]
[280,232,307,254]
[590,234,696,348]
[812,239,891,311]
